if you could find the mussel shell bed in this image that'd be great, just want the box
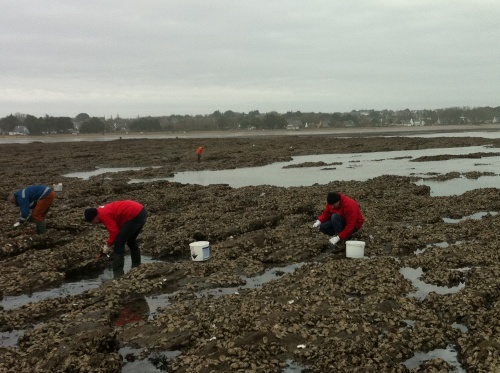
[1,132,500,372]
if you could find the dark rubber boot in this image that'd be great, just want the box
[130,249,141,268]
[36,221,46,234]
[113,253,125,278]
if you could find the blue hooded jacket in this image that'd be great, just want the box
[13,185,52,223]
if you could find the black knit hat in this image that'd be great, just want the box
[84,208,98,222]
[327,192,341,205]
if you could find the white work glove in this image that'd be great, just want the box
[102,245,112,254]
[312,220,321,228]
[329,236,340,245]
[12,222,21,229]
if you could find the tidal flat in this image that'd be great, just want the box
[1,131,500,372]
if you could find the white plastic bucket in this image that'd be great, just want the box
[346,240,365,258]
[189,241,210,261]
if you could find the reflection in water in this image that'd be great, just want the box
[0,255,161,310]
[114,297,150,327]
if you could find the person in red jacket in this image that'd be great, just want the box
[312,192,364,246]
[84,200,147,277]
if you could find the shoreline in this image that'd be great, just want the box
[1,124,499,143]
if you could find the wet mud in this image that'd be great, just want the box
[1,133,500,372]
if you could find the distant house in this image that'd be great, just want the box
[399,119,425,126]
[9,125,29,135]
[286,119,301,130]
[493,117,500,123]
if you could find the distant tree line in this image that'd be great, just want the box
[79,117,106,133]
[0,114,74,135]
[1,106,499,135]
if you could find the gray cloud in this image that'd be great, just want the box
[1,0,499,118]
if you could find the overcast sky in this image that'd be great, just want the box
[1,0,499,119]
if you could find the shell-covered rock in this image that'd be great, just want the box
[1,134,500,372]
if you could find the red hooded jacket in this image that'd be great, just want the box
[97,200,144,246]
[318,193,365,240]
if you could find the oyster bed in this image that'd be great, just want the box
[1,133,500,372]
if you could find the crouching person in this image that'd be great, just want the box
[84,200,147,278]
[312,192,364,247]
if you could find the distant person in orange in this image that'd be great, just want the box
[196,146,204,162]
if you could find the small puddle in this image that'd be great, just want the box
[452,322,468,333]
[141,264,306,320]
[443,211,498,224]
[118,348,305,373]
[450,267,472,273]
[145,293,175,320]
[0,329,25,347]
[403,319,416,327]
[284,359,308,372]
[399,267,465,300]
[129,177,170,184]
[0,255,161,310]
[402,319,468,334]
[403,344,466,372]
[198,263,306,298]
[414,241,455,255]
[120,345,181,373]
[63,166,156,180]
[416,176,500,197]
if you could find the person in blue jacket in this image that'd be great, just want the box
[7,184,56,234]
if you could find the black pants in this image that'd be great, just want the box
[114,208,147,266]
[319,213,359,240]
